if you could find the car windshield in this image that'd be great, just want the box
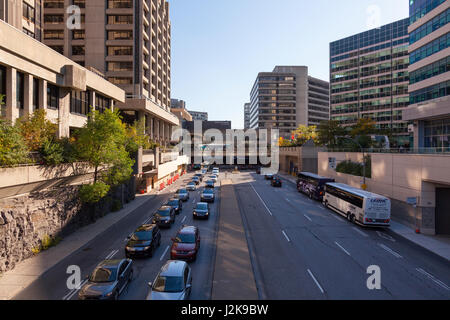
[207,180,214,184]
[153,276,184,293]
[157,208,171,216]
[188,182,194,186]
[196,203,208,210]
[203,189,213,194]
[131,231,152,241]
[177,189,187,194]
[175,233,196,243]
[168,200,178,206]
[90,266,117,283]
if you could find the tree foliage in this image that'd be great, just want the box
[79,182,111,204]
[125,119,151,154]
[317,120,347,147]
[291,125,319,145]
[0,118,30,166]
[16,109,58,151]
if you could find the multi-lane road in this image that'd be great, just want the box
[12,169,450,300]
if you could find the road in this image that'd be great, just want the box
[13,171,221,300]
[234,171,450,300]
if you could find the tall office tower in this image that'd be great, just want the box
[330,18,410,147]
[403,0,450,151]
[0,0,43,40]
[189,110,208,121]
[248,66,329,139]
[42,0,177,146]
[244,102,250,129]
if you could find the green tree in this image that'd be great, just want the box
[292,125,319,145]
[317,120,347,147]
[125,119,151,154]
[0,119,30,166]
[16,109,58,151]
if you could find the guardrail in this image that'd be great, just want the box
[325,147,450,155]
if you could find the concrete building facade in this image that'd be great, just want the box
[248,66,329,139]
[0,18,125,137]
[0,0,43,40]
[170,98,192,122]
[244,102,250,129]
[330,18,410,147]
[403,0,450,152]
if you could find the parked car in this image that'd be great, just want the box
[201,169,207,175]
[175,188,189,202]
[125,224,161,258]
[152,206,176,228]
[170,226,200,262]
[205,180,215,189]
[212,168,219,175]
[194,173,203,182]
[193,202,210,219]
[146,260,192,300]
[200,189,215,202]
[78,259,133,300]
[186,182,196,191]
[265,174,274,180]
[192,176,200,185]
[271,176,282,187]
[166,198,183,214]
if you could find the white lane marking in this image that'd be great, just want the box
[62,279,87,300]
[307,269,324,294]
[303,214,312,222]
[281,230,291,242]
[331,214,344,222]
[334,241,351,256]
[250,184,273,216]
[378,243,402,258]
[416,268,450,291]
[352,227,369,237]
[181,216,187,224]
[377,231,396,242]
[285,198,291,203]
[160,245,170,261]
[105,249,119,260]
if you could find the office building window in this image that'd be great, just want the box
[107,15,133,24]
[73,0,85,8]
[72,30,85,39]
[33,78,39,111]
[44,30,64,40]
[423,119,450,150]
[108,0,132,8]
[44,0,64,8]
[23,2,35,23]
[16,72,24,109]
[107,46,132,56]
[44,14,64,24]
[70,90,90,115]
[107,31,133,40]
[72,46,85,55]
[0,66,6,115]
[47,84,59,109]
[49,46,64,54]
[95,94,110,113]
[107,77,133,84]
[107,61,133,71]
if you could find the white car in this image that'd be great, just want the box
[209,175,218,183]
[146,260,192,300]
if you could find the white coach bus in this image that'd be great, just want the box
[323,182,391,227]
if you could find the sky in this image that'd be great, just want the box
[169,0,409,129]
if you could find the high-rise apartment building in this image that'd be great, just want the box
[330,19,410,147]
[248,66,329,139]
[244,102,250,129]
[0,0,43,40]
[189,110,208,121]
[403,0,450,151]
[41,0,178,147]
[170,98,192,122]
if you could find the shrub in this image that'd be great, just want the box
[40,139,65,165]
[0,119,30,166]
[336,156,371,178]
[79,182,110,204]
[16,109,58,151]
[111,199,123,212]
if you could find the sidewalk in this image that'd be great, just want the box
[0,192,158,300]
[277,173,450,262]
[211,179,258,300]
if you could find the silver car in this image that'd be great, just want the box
[186,182,196,191]
[201,189,215,202]
[146,260,192,300]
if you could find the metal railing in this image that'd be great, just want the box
[325,147,450,155]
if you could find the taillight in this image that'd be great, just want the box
[365,218,373,222]
[384,219,390,223]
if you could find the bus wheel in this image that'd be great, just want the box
[347,213,351,221]
[350,215,356,223]
[309,192,313,199]
[324,200,328,208]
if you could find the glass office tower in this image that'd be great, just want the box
[330,18,410,147]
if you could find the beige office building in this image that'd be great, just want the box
[41,0,177,146]
[0,0,43,40]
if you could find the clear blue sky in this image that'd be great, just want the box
[169,0,409,129]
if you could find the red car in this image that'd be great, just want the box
[170,226,200,262]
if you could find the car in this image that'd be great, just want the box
[146,260,192,300]
[170,226,200,262]
[166,198,183,214]
[201,169,207,175]
[205,180,215,188]
[192,164,201,170]
[212,169,219,175]
[193,202,209,219]
[265,174,274,180]
[256,167,261,174]
[194,173,203,182]
[78,259,133,300]
[201,188,215,202]
[186,182,196,191]
[271,176,282,187]
[152,206,176,228]
[175,188,189,202]
[125,224,161,258]
[191,176,200,185]
[208,175,218,183]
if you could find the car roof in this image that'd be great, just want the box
[159,260,187,277]
[196,202,208,205]
[159,206,171,210]
[187,182,195,184]
[178,225,197,234]
[98,259,122,268]
[135,224,156,232]
[168,198,179,202]
[203,188,213,192]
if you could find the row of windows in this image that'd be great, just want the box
[410,33,450,65]
[44,0,64,9]
[410,80,450,104]
[410,0,446,25]
[107,15,133,25]
[23,1,35,23]
[409,56,450,85]
[410,8,450,44]
[108,0,133,9]
[107,46,133,56]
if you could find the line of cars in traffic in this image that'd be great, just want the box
[78,167,221,300]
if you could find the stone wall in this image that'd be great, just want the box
[0,179,135,273]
